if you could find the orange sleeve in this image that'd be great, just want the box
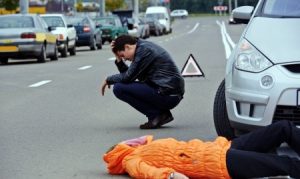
[123,157,175,179]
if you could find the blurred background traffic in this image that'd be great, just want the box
[0,0,257,65]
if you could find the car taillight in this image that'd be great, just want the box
[21,32,36,39]
[83,26,91,32]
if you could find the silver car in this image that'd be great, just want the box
[214,0,300,139]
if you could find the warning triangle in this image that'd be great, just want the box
[181,54,204,77]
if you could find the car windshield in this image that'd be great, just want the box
[95,18,115,26]
[0,16,34,28]
[67,17,89,26]
[145,13,165,20]
[263,0,300,17]
[42,16,65,27]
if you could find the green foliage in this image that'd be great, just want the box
[0,0,19,11]
[105,0,124,12]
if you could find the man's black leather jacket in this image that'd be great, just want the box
[106,39,185,96]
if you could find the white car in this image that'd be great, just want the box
[170,9,188,19]
[41,14,77,57]
[213,0,300,140]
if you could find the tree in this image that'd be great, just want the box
[105,0,124,12]
[0,0,19,11]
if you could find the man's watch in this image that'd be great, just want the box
[169,172,174,179]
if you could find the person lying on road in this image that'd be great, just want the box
[103,120,300,179]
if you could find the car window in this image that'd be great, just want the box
[42,16,65,27]
[95,18,115,26]
[0,16,34,28]
[263,0,300,17]
[145,13,165,20]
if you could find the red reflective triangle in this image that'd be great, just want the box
[181,54,204,77]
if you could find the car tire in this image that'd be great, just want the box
[97,41,102,50]
[90,38,96,50]
[69,45,76,56]
[0,58,8,64]
[50,44,58,61]
[61,42,68,58]
[37,45,46,63]
[213,79,235,140]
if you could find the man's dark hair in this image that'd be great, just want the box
[112,35,138,53]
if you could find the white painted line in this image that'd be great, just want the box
[29,80,52,88]
[78,65,92,70]
[216,20,231,59]
[187,22,199,34]
[222,21,236,49]
[108,57,116,61]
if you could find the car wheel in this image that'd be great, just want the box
[0,58,8,64]
[37,45,46,63]
[69,45,76,56]
[50,44,58,61]
[213,79,235,140]
[61,42,68,58]
[90,38,96,50]
[97,40,102,50]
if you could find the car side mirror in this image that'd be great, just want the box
[48,26,56,31]
[67,24,73,28]
[233,6,254,24]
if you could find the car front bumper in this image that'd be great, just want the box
[226,63,300,131]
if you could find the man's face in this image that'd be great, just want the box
[117,44,136,61]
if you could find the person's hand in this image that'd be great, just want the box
[110,41,122,62]
[101,79,110,96]
[169,172,189,179]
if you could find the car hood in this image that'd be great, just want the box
[245,17,300,64]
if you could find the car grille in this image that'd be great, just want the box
[273,105,300,125]
[283,64,300,73]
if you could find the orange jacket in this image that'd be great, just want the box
[103,135,231,179]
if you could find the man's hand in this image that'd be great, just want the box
[101,79,110,96]
[169,172,189,179]
[110,41,122,62]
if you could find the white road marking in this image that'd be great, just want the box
[78,65,92,70]
[108,57,116,61]
[29,80,52,88]
[216,20,232,59]
[187,22,199,34]
[222,21,236,49]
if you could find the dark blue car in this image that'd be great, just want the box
[66,15,102,50]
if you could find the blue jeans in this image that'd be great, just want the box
[113,82,183,120]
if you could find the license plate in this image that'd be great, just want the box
[0,46,18,52]
[297,89,300,107]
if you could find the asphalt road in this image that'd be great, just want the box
[0,16,247,179]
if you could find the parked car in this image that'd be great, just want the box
[145,6,172,34]
[41,14,77,57]
[213,0,300,139]
[0,14,58,64]
[127,18,150,39]
[170,9,189,19]
[93,16,128,44]
[137,18,150,39]
[66,15,102,50]
[145,17,163,36]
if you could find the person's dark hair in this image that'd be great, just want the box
[112,35,138,54]
[105,144,117,154]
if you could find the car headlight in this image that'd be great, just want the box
[235,39,272,72]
